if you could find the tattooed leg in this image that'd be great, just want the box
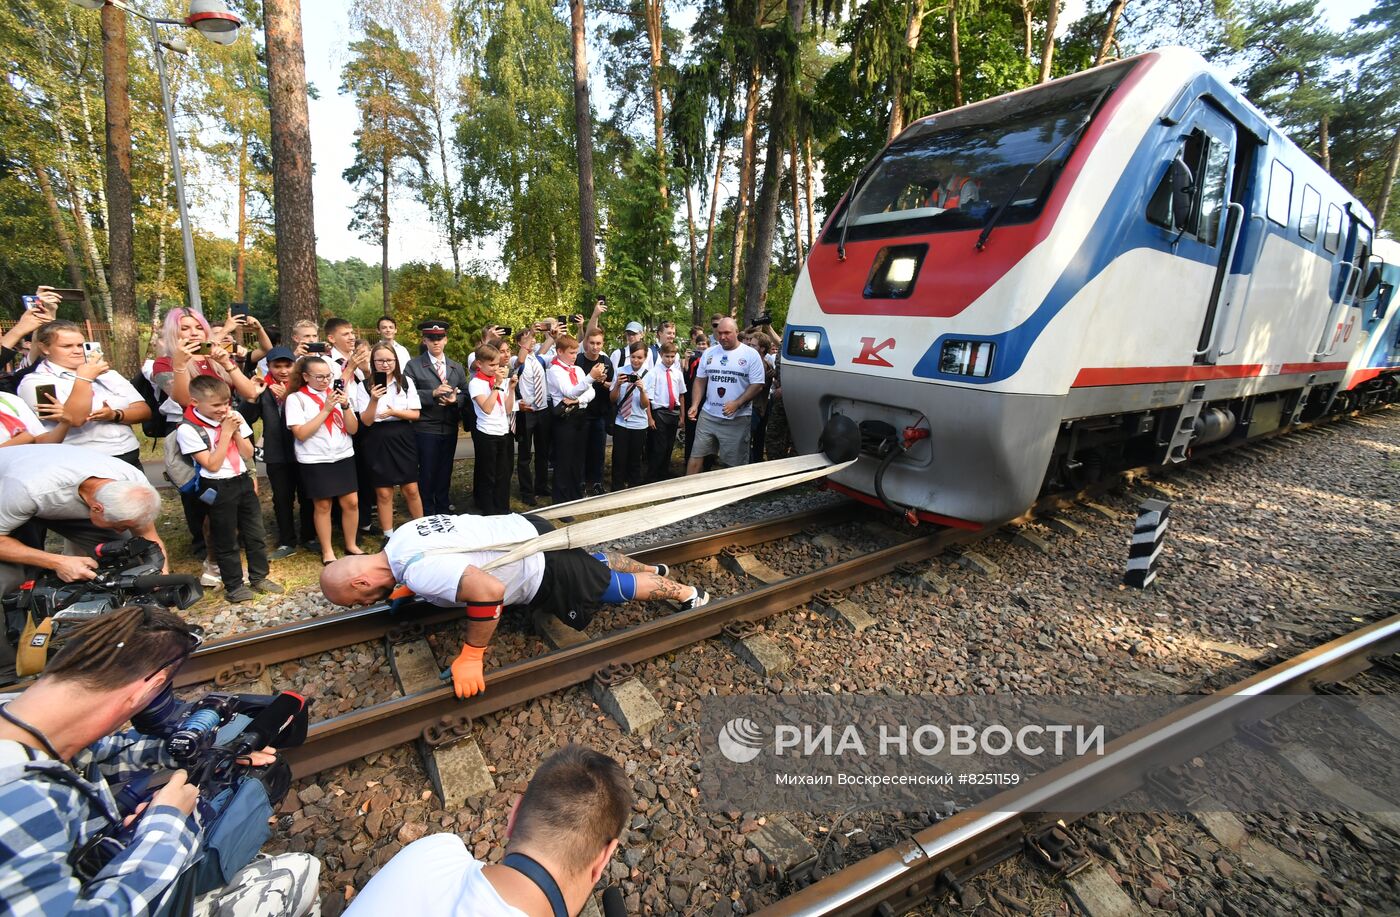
[600,550,660,575]
[633,573,695,602]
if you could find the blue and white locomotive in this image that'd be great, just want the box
[1338,236,1400,410]
[785,46,1386,526]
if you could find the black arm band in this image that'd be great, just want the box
[465,601,503,623]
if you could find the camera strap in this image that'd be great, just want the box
[0,704,63,761]
[501,852,569,917]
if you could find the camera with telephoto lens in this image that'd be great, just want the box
[2,537,203,676]
[72,688,313,884]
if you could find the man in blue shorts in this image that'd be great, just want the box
[320,513,710,698]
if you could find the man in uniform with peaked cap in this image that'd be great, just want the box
[404,320,468,514]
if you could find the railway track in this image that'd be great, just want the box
[750,613,1400,916]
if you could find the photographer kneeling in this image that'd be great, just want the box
[0,606,321,917]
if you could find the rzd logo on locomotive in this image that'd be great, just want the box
[852,336,896,368]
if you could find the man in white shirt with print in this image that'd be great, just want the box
[346,744,629,917]
[685,317,765,473]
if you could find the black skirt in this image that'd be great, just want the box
[361,420,419,487]
[299,456,357,500]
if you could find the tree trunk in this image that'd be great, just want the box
[728,60,762,316]
[700,76,735,287]
[685,182,701,321]
[1375,126,1400,231]
[153,153,170,329]
[950,0,963,107]
[1318,113,1331,174]
[548,228,562,309]
[887,0,927,141]
[1093,0,1124,65]
[570,0,598,287]
[265,0,321,331]
[58,127,114,324]
[101,4,139,376]
[743,0,807,324]
[646,0,668,204]
[1020,0,1033,61]
[236,132,249,300]
[431,101,462,280]
[380,152,391,315]
[32,164,91,318]
[1040,0,1059,83]
[789,134,804,269]
[803,133,816,251]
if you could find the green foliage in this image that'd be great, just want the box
[599,147,681,328]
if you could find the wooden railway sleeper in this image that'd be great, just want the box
[214,660,264,688]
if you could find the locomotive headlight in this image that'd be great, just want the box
[886,257,918,284]
[787,330,823,359]
[865,244,927,299]
[938,340,995,377]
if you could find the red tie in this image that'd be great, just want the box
[665,370,675,409]
[0,408,27,439]
[302,390,345,436]
[183,405,242,473]
[552,358,578,385]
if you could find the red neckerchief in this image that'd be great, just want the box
[474,370,496,385]
[551,358,578,385]
[0,405,27,438]
[182,404,242,473]
[301,388,345,435]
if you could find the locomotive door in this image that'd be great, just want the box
[1316,209,1371,359]
[1184,108,1240,364]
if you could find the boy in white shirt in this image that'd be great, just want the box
[609,342,650,491]
[468,343,515,515]
[644,342,685,481]
[177,375,283,602]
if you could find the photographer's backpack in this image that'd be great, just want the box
[130,371,173,439]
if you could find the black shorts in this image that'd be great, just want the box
[517,514,609,630]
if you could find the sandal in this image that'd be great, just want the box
[344,548,366,556]
[322,559,335,566]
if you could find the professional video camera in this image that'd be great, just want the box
[74,688,313,886]
[2,537,202,676]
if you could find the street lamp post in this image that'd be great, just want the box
[73,0,242,316]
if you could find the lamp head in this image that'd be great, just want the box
[186,0,240,45]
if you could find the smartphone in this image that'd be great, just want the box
[555,315,569,326]
[34,383,58,406]
[305,342,329,354]
[196,341,213,355]
[53,289,85,302]
[332,379,345,393]
[371,370,388,390]
[82,342,103,362]
[21,295,39,311]
[230,301,249,318]
[499,327,512,340]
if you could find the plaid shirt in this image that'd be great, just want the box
[0,700,199,916]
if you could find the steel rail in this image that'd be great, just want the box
[753,613,1400,917]
[172,503,856,689]
[282,521,989,778]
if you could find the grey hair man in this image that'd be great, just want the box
[0,445,168,674]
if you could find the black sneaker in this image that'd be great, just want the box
[522,495,539,507]
[269,544,298,560]
[226,584,255,603]
[249,579,285,595]
[679,589,710,610]
[360,523,382,536]
[653,563,669,578]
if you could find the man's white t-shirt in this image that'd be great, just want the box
[0,444,148,536]
[345,834,526,917]
[384,514,544,608]
[696,343,765,419]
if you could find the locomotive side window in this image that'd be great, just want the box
[1299,185,1321,242]
[1323,204,1342,253]
[1266,160,1293,226]
[1197,136,1230,245]
[1147,129,1227,242]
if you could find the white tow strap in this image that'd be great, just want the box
[478,457,855,572]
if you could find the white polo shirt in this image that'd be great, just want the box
[467,373,511,436]
[354,378,422,423]
[18,361,142,456]
[645,361,686,412]
[285,388,354,464]
[0,444,148,536]
[345,834,526,917]
[176,410,253,479]
[696,343,765,419]
[384,513,544,609]
[546,361,594,408]
[0,393,46,445]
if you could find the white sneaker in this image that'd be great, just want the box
[680,589,710,610]
[200,560,221,589]
[383,527,394,538]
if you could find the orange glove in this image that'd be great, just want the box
[450,644,487,699]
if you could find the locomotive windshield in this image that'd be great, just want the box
[824,59,1138,245]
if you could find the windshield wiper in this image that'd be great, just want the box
[975,81,1118,252]
[837,154,881,262]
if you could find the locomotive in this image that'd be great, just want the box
[1337,236,1400,411]
[784,46,1391,527]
